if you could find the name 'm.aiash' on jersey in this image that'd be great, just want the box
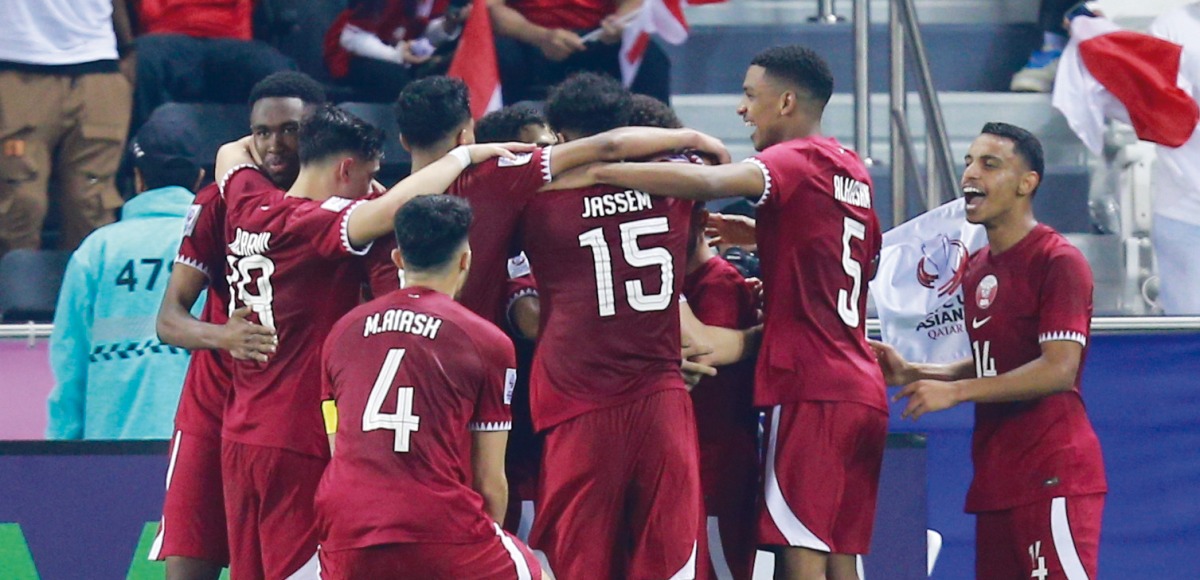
[317,288,516,550]
[518,184,692,431]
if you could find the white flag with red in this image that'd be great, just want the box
[620,0,716,87]
[448,0,503,118]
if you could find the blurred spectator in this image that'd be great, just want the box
[1147,2,1200,313]
[0,0,134,257]
[1011,0,1082,92]
[325,0,471,102]
[488,0,671,103]
[475,102,556,145]
[131,0,295,131]
[46,110,205,440]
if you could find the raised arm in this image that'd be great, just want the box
[548,127,730,177]
[591,160,765,202]
[346,143,532,247]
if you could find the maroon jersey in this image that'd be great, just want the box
[683,257,759,482]
[448,149,551,328]
[219,167,373,458]
[172,183,233,435]
[316,287,516,550]
[518,185,692,431]
[747,136,887,411]
[961,224,1106,512]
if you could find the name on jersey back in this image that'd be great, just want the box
[833,175,871,209]
[581,189,653,218]
[363,308,443,340]
[229,228,272,256]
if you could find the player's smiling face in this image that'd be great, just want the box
[960,134,1037,226]
[737,65,785,151]
[250,97,307,189]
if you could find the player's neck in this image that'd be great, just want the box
[402,272,458,298]
[985,211,1039,255]
[287,166,337,201]
[411,142,457,173]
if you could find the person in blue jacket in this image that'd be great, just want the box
[46,112,206,440]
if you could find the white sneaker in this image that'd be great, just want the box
[1010,48,1062,93]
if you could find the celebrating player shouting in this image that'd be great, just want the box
[872,123,1106,580]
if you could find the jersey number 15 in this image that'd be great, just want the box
[578,216,674,317]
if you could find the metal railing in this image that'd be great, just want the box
[846,0,959,225]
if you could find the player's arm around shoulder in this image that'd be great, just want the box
[589,158,766,202]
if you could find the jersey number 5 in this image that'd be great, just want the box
[837,217,867,327]
[363,348,421,453]
[578,216,674,317]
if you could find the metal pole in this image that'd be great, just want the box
[809,0,843,24]
[889,0,906,226]
[898,0,958,205]
[853,0,871,164]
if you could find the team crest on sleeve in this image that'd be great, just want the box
[498,153,533,167]
[182,204,202,237]
[976,274,999,309]
[504,368,517,405]
[321,197,354,212]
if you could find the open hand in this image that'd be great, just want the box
[466,142,537,164]
[893,379,962,420]
[222,307,277,363]
[705,213,757,247]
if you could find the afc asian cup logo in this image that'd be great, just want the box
[976,274,999,309]
[916,235,971,297]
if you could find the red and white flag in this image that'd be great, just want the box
[619,0,722,87]
[448,0,502,118]
[1053,16,1199,154]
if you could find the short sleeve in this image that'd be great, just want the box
[288,197,374,259]
[176,185,225,279]
[505,272,538,335]
[450,148,549,203]
[687,271,750,329]
[220,165,271,204]
[1037,248,1093,347]
[468,329,516,432]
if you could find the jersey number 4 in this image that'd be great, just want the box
[363,348,421,453]
[578,216,674,317]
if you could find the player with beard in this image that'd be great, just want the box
[872,123,1106,580]
[206,105,526,579]
[150,71,324,580]
[589,46,886,580]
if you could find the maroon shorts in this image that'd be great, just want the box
[221,440,327,580]
[696,438,758,580]
[531,388,701,580]
[758,401,887,555]
[320,523,542,580]
[976,494,1104,580]
[149,430,229,565]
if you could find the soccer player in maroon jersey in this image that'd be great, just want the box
[208,105,527,580]
[511,72,701,579]
[590,46,887,580]
[683,202,761,580]
[317,194,548,579]
[151,72,324,580]
[872,123,1106,580]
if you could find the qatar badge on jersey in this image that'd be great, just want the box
[504,368,517,405]
[976,274,999,310]
[321,196,354,212]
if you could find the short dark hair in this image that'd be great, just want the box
[627,94,683,129]
[298,105,385,165]
[475,104,547,143]
[750,45,834,108]
[393,195,473,271]
[980,122,1045,182]
[139,158,201,191]
[248,71,327,107]
[545,72,632,137]
[394,76,472,148]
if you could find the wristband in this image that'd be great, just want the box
[448,146,472,169]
